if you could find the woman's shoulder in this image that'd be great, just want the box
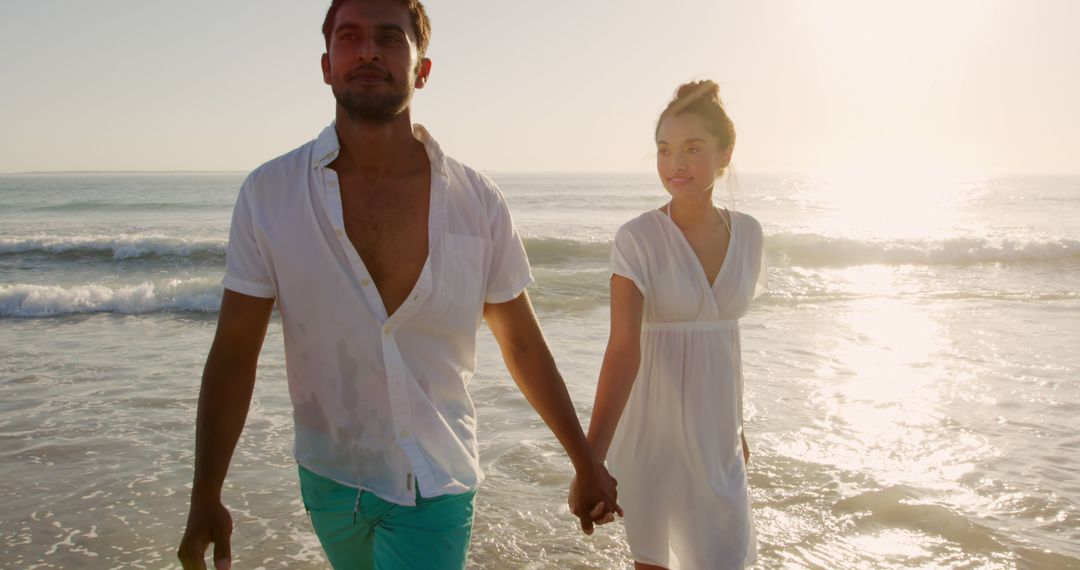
[731,210,765,254]
[616,209,663,238]
[732,210,764,236]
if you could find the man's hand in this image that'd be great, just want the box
[568,458,622,535]
[178,290,272,569]
[177,497,233,570]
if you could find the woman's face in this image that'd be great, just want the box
[656,113,732,199]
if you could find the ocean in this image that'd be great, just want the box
[1,171,1078,569]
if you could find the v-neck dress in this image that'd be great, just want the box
[607,208,766,570]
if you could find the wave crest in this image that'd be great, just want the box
[769,234,1080,266]
[522,237,610,265]
[0,234,226,260]
[0,279,223,318]
[4,232,1078,268]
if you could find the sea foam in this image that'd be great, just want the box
[0,234,226,260]
[524,234,1080,267]
[0,279,223,318]
[3,232,1077,269]
[768,233,1080,266]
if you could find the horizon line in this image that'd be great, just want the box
[4,169,1080,177]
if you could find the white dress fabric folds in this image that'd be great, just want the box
[608,207,766,570]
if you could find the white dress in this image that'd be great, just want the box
[607,207,766,570]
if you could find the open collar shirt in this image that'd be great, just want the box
[223,123,533,505]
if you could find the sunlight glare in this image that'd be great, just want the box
[805,165,982,240]
[779,264,991,487]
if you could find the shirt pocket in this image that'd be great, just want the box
[438,234,485,310]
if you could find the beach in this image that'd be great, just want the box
[1,171,1078,569]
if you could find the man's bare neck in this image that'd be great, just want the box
[332,109,423,177]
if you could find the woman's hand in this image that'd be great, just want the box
[568,468,621,535]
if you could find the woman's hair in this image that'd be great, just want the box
[656,80,741,202]
[655,80,736,151]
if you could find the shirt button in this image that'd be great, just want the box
[361,278,371,286]
[399,430,410,438]
[335,229,344,237]
[328,180,337,187]
[384,326,392,335]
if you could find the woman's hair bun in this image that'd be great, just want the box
[657,79,735,149]
[674,80,721,105]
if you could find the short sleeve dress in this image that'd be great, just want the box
[607,207,766,570]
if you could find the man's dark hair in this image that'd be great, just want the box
[322,0,431,55]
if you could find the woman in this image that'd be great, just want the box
[580,80,766,569]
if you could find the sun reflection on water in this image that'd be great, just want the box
[778,265,992,489]
[847,529,935,560]
[794,170,989,240]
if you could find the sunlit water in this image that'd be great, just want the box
[1,172,1078,569]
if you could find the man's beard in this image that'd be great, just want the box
[335,85,412,123]
[332,72,414,124]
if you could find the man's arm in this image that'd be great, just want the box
[178,289,274,570]
[483,291,620,535]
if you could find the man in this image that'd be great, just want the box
[177,0,619,568]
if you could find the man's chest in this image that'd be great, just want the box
[340,191,429,259]
[338,178,432,315]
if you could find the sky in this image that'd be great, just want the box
[1,0,1078,174]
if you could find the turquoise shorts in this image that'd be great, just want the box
[298,466,476,570]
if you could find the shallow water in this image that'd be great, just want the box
[1,172,1078,568]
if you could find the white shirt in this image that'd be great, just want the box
[223,124,533,505]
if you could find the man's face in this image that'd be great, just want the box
[321,0,431,123]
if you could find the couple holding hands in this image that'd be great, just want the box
[179,1,765,568]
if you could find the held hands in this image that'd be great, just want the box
[177,497,233,570]
[567,458,623,535]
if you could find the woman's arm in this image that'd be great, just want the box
[586,274,645,461]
